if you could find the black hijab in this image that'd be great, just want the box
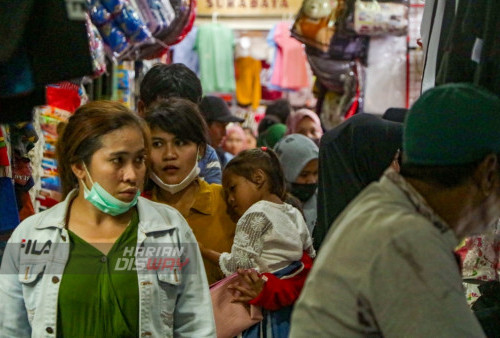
[313,113,403,250]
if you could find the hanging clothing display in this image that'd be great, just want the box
[269,22,310,91]
[235,57,262,110]
[195,24,236,93]
[0,128,9,166]
[171,27,200,75]
[260,61,283,101]
[421,0,499,96]
[0,0,93,123]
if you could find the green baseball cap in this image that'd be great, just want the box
[403,83,500,165]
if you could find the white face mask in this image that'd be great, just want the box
[150,147,201,195]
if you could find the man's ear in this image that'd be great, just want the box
[199,144,207,160]
[252,169,266,188]
[137,100,146,118]
[473,153,499,196]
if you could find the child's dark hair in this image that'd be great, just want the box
[223,147,287,201]
[145,97,209,146]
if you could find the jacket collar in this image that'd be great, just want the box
[34,190,76,230]
[384,168,451,234]
[34,190,177,234]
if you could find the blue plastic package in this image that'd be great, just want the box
[89,2,111,26]
[115,5,151,43]
[99,22,129,53]
[100,0,124,14]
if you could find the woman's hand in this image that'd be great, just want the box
[229,269,265,304]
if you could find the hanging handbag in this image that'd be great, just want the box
[291,0,345,52]
[210,272,264,338]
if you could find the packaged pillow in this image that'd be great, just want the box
[342,0,408,36]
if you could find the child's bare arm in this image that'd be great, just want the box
[198,242,221,265]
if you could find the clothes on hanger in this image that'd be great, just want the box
[171,27,200,75]
[195,23,236,93]
[269,22,310,91]
[235,57,262,110]
[421,0,500,96]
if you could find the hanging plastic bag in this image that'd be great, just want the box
[306,50,355,92]
[85,14,107,78]
[135,0,176,35]
[291,0,345,52]
[341,0,408,36]
[89,0,156,60]
[89,1,129,55]
[315,60,364,129]
[135,0,194,59]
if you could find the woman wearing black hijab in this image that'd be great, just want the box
[313,113,403,250]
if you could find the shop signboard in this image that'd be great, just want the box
[197,0,302,16]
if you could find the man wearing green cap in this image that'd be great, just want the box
[290,83,500,337]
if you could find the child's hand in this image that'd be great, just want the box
[229,269,265,303]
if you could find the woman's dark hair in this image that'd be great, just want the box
[145,98,209,146]
[265,99,292,124]
[139,63,203,107]
[223,148,286,201]
[257,114,281,135]
[56,101,149,198]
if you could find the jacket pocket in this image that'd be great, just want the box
[18,263,46,325]
[156,268,182,333]
[18,263,46,285]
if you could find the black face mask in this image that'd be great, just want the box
[290,183,317,202]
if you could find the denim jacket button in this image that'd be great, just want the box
[46,327,54,334]
[52,276,60,284]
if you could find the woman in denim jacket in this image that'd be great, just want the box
[0,101,215,337]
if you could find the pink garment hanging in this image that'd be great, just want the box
[271,22,309,90]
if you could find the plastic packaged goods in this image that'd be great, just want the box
[114,4,151,43]
[89,2,129,54]
[363,35,406,114]
[99,0,125,14]
[291,0,345,52]
[306,47,355,93]
[89,0,156,60]
[135,0,176,35]
[341,0,408,36]
[36,105,72,207]
[85,14,107,77]
[170,0,196,45]
[135,0,195,59]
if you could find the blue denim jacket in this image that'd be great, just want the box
[0,191,216,337]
